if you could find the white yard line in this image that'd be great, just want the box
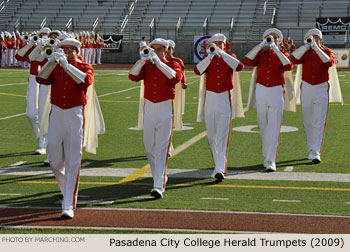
[8,161,27,167]
[0,193,22,196]
[200,197,230,201]
[97,86,140,98]
[0,113,26,121]
[272,199,301,203]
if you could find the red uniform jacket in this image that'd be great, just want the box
[291,47,335,85]
[245,48,293,87]
[129,59,182,103]
[194,53,244,93]
[6,41,15,50]
[168,56,186,84]
[36,60,94,109]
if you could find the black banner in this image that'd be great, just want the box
[316,17,350,35]
[102,35,123,52]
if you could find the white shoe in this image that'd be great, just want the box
[35,147,46,155]
[214,172,224,181]
[61,209,74,219]
[44,158,50,165]
[150,188,164,199]
[265,161,276,172]
[308,150,321,163]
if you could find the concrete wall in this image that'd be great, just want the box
[101,41,259,64]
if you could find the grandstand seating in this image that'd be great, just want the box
[1,0,350,42]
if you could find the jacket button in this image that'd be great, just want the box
[63,96,66,99]
[217,76,220,79]
[153,99,156,102]
[63,104,66,107]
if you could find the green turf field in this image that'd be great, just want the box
[1,69,349,171]
[1,68,350,233]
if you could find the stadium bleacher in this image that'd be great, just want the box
[1,0,350,42]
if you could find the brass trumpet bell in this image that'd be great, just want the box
[46,37,58,47]
[41,45,55,58]
[264,35,274,44]
[140,46,152,58]
[207,43,218,55]
[22,34,30,42]
[304,36,314,44]
[30,34,39,43]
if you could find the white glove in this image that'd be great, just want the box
[150,51,176,79]
[56,48,64,54]
[310,40,318,49]
[270,42,279,52]
[303,41,311,49]
[271,43,290,66]
[311,41,330,63]
[259,40,267,48]
[216,48,224,56]
[57,55,68,69]
[150,51,161,65]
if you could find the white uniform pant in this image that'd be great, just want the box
[256,84,284,163]
[204,90,232,175]
[143,99,173,189]
[301,81,329,155]
[91,48,96,65]
[13,49,18,66]
[7,49,14,66]
[48,105,84,210]
[97,48,102,64]
[27,75,49,147]
[81,48,85,62]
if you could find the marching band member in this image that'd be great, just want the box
[96,34,103,64]
[129,38,183,199]
[194,33,244,180]
[292,28,343,163]
[6,33,15,66]
[36,38,95,219]
[15,27,51,158]
[0,32,6,67]
[245,28,294,172]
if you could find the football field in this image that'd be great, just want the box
[0,68,350,233]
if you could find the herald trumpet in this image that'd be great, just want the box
[264,35,274,44]
[22,34,30,42]
[305,36,314,44]
[45,37,58,47]
[207,43,218,55]
[140,46,152,57]
[41,45,65,59]
[140,46,154,63]
[30,34,39,44]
